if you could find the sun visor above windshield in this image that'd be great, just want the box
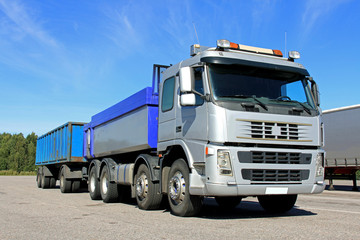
[200,57,309,76]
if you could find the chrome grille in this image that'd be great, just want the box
[242,169,309,182]
[250,121,299,140]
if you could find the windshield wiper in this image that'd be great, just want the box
[276,98,311,115]
[219,95,268,111]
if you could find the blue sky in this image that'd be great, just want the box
[0,0,359,136]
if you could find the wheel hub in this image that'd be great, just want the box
[169,171,185,205]
[101,174,108,195]
[136,173,148,199]
[90,175,96,193]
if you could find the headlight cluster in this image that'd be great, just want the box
[217,150,232,176]
[315,153,324,177]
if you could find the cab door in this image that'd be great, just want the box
[158,76,176,143]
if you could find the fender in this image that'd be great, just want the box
[100,158,117,182]
[134,154,160,182]
[89,159,101,179]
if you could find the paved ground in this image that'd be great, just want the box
[0,176,359,240]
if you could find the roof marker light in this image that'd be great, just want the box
[216,39,284,57]
[217,39,231,48]
[288,51,300,59]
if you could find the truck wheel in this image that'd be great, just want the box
[257,194,297,213]
[41,172,50,189]
[72,180,81,193]
[36,168,42,188]
[60,168,71,193]
[215,196,242,210]
[168,159,203,217]
[89,167,101,200]
[135,164,163,210]
[100,167,119,203]
[49,177,56,188]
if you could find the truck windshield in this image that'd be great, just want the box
[208,64,316,110]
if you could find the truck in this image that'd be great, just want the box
[36,39,325,216]
[323,105,360,191]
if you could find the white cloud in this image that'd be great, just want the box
[0,0,58,47]
[302,0,350,36]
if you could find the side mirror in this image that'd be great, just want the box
[309,77,320,106]
[179,67,194,93]
[180,93,196,106]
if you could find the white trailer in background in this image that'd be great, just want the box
[323,104,360,191]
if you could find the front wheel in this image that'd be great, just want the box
[257,194,297,213]
[168,159,202,217]
[100,167,118,203]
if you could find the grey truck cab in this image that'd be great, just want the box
[158,39,325,216]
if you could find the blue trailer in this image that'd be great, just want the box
[36,122,86,191]
[36,40,325,217]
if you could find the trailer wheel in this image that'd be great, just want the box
[36,168,42,188]
[49,177,56,188]
[135,164,162,210]
[168,159,203,217]
[60,168,71,193]
[89,167,101,200]
[100,167,118,203]
[215,196,242,210]
[41,172,50,189]
[72,180,81,193]
[257,194,297,213]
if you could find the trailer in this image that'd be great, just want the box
[36,40,325,216]
[323,105,360,191]
[36,122,87,192]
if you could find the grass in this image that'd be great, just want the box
[0,170,36,176]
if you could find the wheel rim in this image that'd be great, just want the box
[136,172,148,200]
[101,172,108,195]
[60,175,64,188]
[90,174,96,193]
[169,171,186,206]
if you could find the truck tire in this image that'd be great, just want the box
[257,194,297,213]
[36,168,42,188]
[135,164,163,210]
[100,167,119,203]
[49,177,56,188]
[41,172,50,189]
[72,180,81,193]
[167,159,203,217]
[89,167,101,200]
[215,196,242,210]
[60,168,72,193]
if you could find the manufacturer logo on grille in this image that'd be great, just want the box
[272,126,281,136]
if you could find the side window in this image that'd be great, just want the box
[194,67,204,106]
[161,77,175,112]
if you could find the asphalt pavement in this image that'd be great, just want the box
[0,176,359,240]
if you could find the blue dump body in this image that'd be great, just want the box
[83,87,159,159]
[35,122,87,165]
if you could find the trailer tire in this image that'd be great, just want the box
[41,172,50,189]
[100,167,118,203]
[215,196,242,210]
[135,164,163,210]
[60,168,71,193]
[72,180,81,193]
[49,177,56,188]
[167,159,203,217]
[36,168,42,188]
[89,167,101,200]
[257,194,297,213]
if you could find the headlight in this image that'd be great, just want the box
[315,153,324,177]
[217,150,232,176]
